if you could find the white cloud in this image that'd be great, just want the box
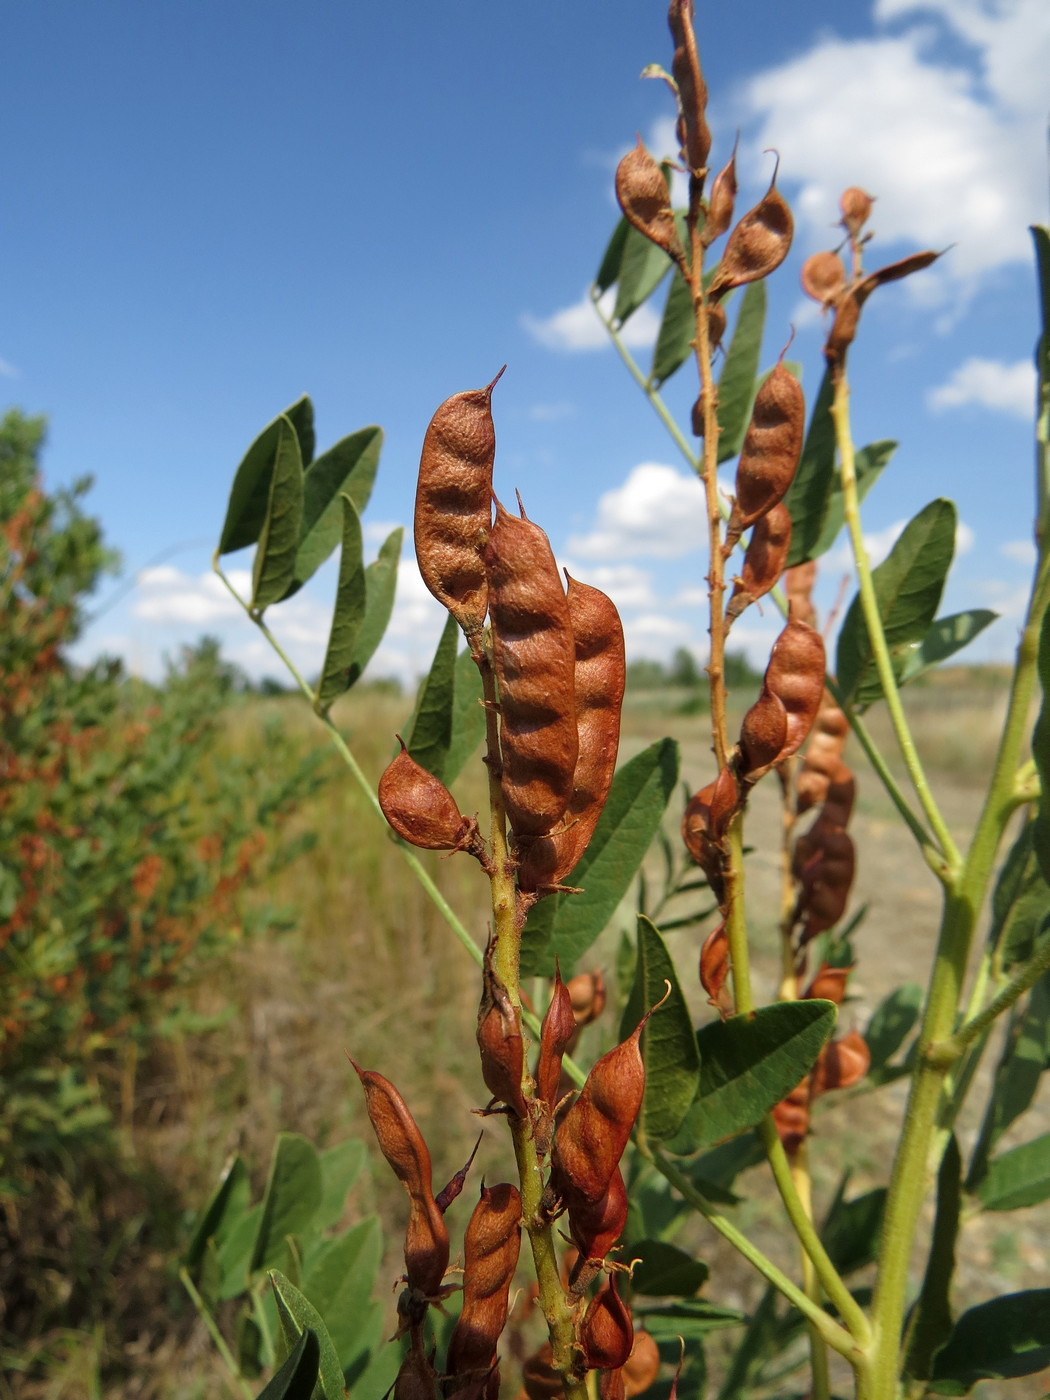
[566,463,706,559]
[134,566,248,624]
[825,515,974,571]
[738,3,1050,300]
[529,401,576,422]
[927,357,1037,417]
[622,611,692,658]
[559,561,656,610]
[1001,537,1037,565]
[522,288,661,353]
[0,356,19,378]
[956,521,975,556]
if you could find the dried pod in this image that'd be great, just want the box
[623,1331,660,1398]
[865,248,943,290]
[567,969,607,1027]
[785,560,818,628]
[803,962,852,1006]
[486,499,578,838]
[435,1133,483,1215]
[477,940,528,1118]
[668,0,711,175]
[796,698,848,814]
[726,503,792,625]
[379,738,480,852]
[414,369,504,638]
[567,1163,628,1268]
[800,250,848,307]
[550,1010,650,1208]
[763,615,826,760]
[394,1340,440,1400]
[839,187,874,238]
[702,142,738,247]
[794,821,855,942]
[699,921,733,1017]
[772,1080,811,1156]
[681,766,737,897]
[708,162,793,299]
[446,1183,522,1380]
[820,759,856,829]
[581,1275,635,1372]
[518,576,625,894]
[521,1344,563,1400]
[739,684,789,782]
[536,967,577,1110]
[706,300,727,355]
[730,362,805,534]
[600,1371,627,1400]
[615,140,683,260]
[811,1030,870,1094]
[824,288,863,370]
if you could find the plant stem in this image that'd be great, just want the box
[179,1268,254,1399]
[830,378,961,872]
[792,1146,832,1400]
[937,934,1050,1062]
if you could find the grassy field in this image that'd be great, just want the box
[15,666,1048,1400]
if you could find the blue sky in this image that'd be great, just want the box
[5,0,1049,685]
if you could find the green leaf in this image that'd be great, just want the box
[315,497,366,713]
[836,498,957,707]
[250,1134,324,1274]
[404,613,458,782]
[630,1239,709,1297]
[929,1290,1050,1393]
[810,440,896,559]
[784,368,837,567]
[650,271,695,389]
[904,1136,961,1382]
[270,1270,346,1400]
[219,397,312,555]
[716,1287,780,1400]
[346,525,402,692]
[715,282,767,463]
[184,1152,250,1273]
[620,916,700,1143]
[639,1297,745,1342]
[217,1202,263,1301]
[864,983,922,1079]
[613,184,675,325]
[968,973,1050,1188]
[898,609,999,684]
[670,1001,837,1153]
[444,646,486,786]
[251,417,304,612]
[988,817,1050,969]
[283,426,383,598]
[821,1181,887,1277]
[519,738,680,976]
[314,1138,367,1234]
[688,1131,765,1201]
[254,1327,320,1400]
[1033,603,1050,884]
[978,1132,1050,1211]
[594,217,630,295]
[300,1217,383,1367]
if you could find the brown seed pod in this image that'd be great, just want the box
[839,186,874,238]
[803,961,852,1006]
[702,141,738,248]
[811,1030,870,1094]
[668,0,711,177]
[826,249,942,371]
[394,1340,439,1400]
[567,969,607,1027]
[446,1183,522,1380]
[581,1275,634,1372]
[726,502,792,625]
[699,921,733,1017]
[567,1163,628,1270]
[521,1345,563,1400]
[615,140,683,260]
[739,684,789,782]
[796,698,848,814]
[785,560,818,628]
[771,1079,811,1156]
[477,939,528,1118]
[794,820,855,943]
[600,1371,627,1400]
[623,1331,661,1399]
[486,498,578,838]
[820,758,856,829]
[800,250,848,307]
[518,576,625,894]
[435,1133,483,1215]
[730,362,805,535]
[708,160,793,300]
[536,966,577,1112]
[681,766,738,898]
[379,738,481,853]
[763,615,826,761]
[414,369,504,638]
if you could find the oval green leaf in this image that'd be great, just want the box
[254,1327,320,1400]
[403,612,458,782]
[929,1289,1050,1393]
[784,368,836,566]
[650,270,695,389]
[444,645,486,786]
[219,396,312,555]
[250,1133,324,1274]
[251,416,304,612]
[282,425,383,599]
[315,496,366,713]
[1033,604,1050,884]
[270,1270,347,1400]
[344,525,403,694]
[715,281,767,463]
[630,1239,709,1297]
[978,1132,1050,1211]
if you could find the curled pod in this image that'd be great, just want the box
[668,0,711,175]
[486,499,578,838]
[824,288,863,371]
[739,684,788,783]
[784,560,817,628]
[549,1010,651,1208]
[581,1275,634,1372]
[839,186,874,237]
[623,1332,661,1399]
[414,368,504,638]
[699,921,733,1017]
[702,142,738,248]
[771,1079,811,1156]
[708,161,793,300]
[726,502,792,625]
[446,1183,522,1380]
[763,615,826,760]
[615,140,683,260]
[730,362,805,535]
[567,1162,628,1271]
[802,961,852,1006]
[379,738,481,853]
[536,966,576,1110]
[477,940,528,1118]
[811,1030,870,1094]
[800,250,848,307]
[518,575,625,894]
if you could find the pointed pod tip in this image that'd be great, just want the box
[486,364,508,397]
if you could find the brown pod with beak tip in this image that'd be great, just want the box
[378,738,480,852]
[708,160,793,299]
[727,502,792,625]
[581,1274,635,1372]
[763,614,826,761]
[445,1182,522,1381]
[731,362,805,535]
[477,939,528,1118]
[615,140,682,260]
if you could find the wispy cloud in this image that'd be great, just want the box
[927,357,1037,417]
[0,356,19,379]
[521,288,660,353]
[566,463,706,559]
[1001,537,1037,565]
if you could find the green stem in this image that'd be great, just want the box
[937,935,1050,1063]
[723,817,752,1012]
[179,1267,254,1399]
[792,1146,833,1400]
[652,1151,864,1367]
[830,378,961,873]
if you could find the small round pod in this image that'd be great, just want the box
[771,1080,811,1156]
[581,1275,634,1372]
[486,498,578,839]
[615,140,682,260]
[811,1030,870,1094]
[414,368,505,640]
[379,738,480,852]
[839,187,874,238]
[801,250,848,308]
[622,1332,661,1399]
[708,160,793,300]
[763,614,826,761]
[730,362,805,536]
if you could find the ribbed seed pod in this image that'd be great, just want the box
[785,561,817,628]
[667,0,711,175]
[414,369,504,638]
[536,967,576,1110]
[726,503,792,625]
[708,164,793,300]
[518,575,625,893]
[796,698,848,814]
[615,140,683,260]
[581,1275,634,1372]
[730,363,805,535]
[794,819,855,943]
[681,766,737,898]
[477,939,528,1118]
[763,615,826,760]
[738,684,789,782]
[486,499,578,838]
[445,1183,522,1381]
[567,1163,628,1271]
[379,739,481,853]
